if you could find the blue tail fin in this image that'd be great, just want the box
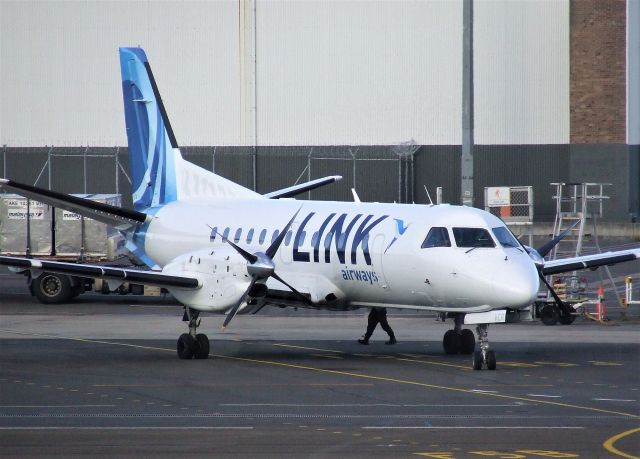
[119,47,178,211]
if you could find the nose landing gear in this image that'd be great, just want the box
[472,324,496,370]
[177,308,210,360]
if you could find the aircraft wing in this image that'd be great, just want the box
[264,176,342,199]
[0,256,200,289]
[0,179,148,229]
[540,248,640,275]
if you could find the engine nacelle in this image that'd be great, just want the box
[162,247,251,312]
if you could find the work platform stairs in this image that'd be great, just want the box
[548,183,622,308]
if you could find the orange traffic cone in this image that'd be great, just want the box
[596,285,607,321]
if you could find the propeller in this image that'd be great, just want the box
[216,207,313,330]
[515,220,581,317]
[535,220,580,258]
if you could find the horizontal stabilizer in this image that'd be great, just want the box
[264,176,342,199]
[0,256,200,290]
[0,179,148,229]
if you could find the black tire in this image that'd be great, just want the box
[558,314,576,325]
[472,351,483,370]
[460,329,476,354]
[486,350,497,370]
[194,333,210,359]
[32,273,73,304]
[540,305,559,326]
[177,333,196,359]
[443,330,461,355]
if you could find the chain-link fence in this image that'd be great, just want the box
[3,144,623,222]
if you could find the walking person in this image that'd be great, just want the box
[358,307,396,345]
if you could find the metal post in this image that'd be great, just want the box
[461,0,474,207]
[115,146,120,195]
[26,198,31,258]
[83,146,88,194]
[47,146,52,189]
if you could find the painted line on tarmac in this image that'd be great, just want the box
[272,343,345,354]
[3,331,639,420]
[594,398,636,402]
[220,403,524,407]
[602,427,640,459]
[0,426,254,430]
[362,426,585,429]
[0,405,116,408]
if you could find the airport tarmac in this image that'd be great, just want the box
[1,270,639,458]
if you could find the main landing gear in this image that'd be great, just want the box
[177,308,210,360]
[442,314,476,355]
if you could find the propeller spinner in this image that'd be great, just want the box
[215,207,312,329]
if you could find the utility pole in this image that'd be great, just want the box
[461,0,474,207]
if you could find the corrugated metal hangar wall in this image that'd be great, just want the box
[0,0,638,221]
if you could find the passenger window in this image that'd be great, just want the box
[272,230,280,244]
[234,228,242,243]
[421,227,451,248]
[209,226,218,241]
[222,227,230,241]
[259,229,267,245]
[311,232,319,246]
[452,227,495,248]
[297,231,306,245]
[285,230,293,246]
[247,228,254,244]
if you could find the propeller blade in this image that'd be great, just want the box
[214,229,258,264]
[221,277,256,330]
[266,207,302,259]
[272,272,313,305]
[536,220,580,258]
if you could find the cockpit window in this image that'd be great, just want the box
[492,226,520,248]
[421,227,451,248]
[452,227,495,248]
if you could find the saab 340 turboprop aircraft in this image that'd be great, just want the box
[1,48,639,370]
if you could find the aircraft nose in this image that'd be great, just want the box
[493,262,540,308]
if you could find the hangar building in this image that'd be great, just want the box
[0,0,638,221]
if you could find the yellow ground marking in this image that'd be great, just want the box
[603,428,640,459]
[590,361,624,367]
[310,354,344,360]
[216,354,639,419]
[4,331,639,420]
[395,357,471,370]
[500,362,541,368]
[534,361,580,367]
[273,343,344,354]
[477,385,554,388]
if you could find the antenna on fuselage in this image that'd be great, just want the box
[424,185,434,206]
[351,188,361,203]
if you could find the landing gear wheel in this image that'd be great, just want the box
[32,273,73,304]
[486,350,497,370]
[472,351,483,370]
[177,333,196,359]
[540,305,559,326]
[460,329,476,354]
[194,333,210,359]
[559,314,576,325]
[443,330,461,354]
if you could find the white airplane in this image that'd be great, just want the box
[1,47,639,370]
